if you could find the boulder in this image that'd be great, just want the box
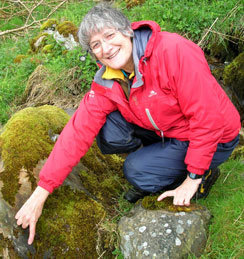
[118,197,211,258]
[0,105,127,258]
[0,105,70,205]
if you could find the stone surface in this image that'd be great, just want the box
[118,203,211,259]
[0,105,126,258]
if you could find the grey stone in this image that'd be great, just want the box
[118,203,211,259]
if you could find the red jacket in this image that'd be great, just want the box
[38,21,241,193]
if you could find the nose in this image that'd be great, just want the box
[101,41,112,54]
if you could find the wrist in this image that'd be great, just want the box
[33,186,50,203]
[186,175,202,185]
[187,171,203,180]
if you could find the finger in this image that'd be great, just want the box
[173,195,184,206]
[16,217,23,226]
[184,200,190,206]
[157,190,174,201]
[28,221,36,245]
[174,198,184,206]
[22,222,29,229]
[184,197,191,206]
[15,212,20,220]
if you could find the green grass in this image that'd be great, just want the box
[194,158,244,258]
[0,0,243,124]
[124,0,243,44]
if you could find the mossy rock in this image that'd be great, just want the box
[40,19,58,32]
[56,21,78,42]
[29,33,49,53]
[223,52,244,102]
[0,105,69,205]
[36,186,106,258]
[80,143,126,206]
[141,196,204,212]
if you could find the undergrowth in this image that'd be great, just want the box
[0,0,243,124]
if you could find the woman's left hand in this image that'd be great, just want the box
[157,176,202,206]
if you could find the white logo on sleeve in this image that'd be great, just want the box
[148,90,157,97]
[89,90,95,98]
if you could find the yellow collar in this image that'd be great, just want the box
[102,66,135,81]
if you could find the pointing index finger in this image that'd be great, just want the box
[157,190,174,201]
[28,221,36,245]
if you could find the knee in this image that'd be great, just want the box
[123,153,139,179]
[123,154,147,191]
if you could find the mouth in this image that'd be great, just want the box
[107,49,120,59]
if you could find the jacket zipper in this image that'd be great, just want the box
[145,108,164,145]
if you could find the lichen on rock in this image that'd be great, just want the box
[0,105,70,205]
[118,202,211,258]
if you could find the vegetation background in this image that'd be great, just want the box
[0,0,243,258]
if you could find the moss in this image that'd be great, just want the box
[141,196,204,212]
[13,54,28,64]
[56,21,78,42]
[230,145,244,160]
[0,234,20,258]
[223,52,244,101]
[29,33,49,53]
[40,19,58,31]
[125,0,146,9]
[79,143,126,206]
[42,44,53,53]
[212,67,225,81]
[36,186,106,258]
[0,105,69,205]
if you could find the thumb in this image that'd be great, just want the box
[157,190,174,201]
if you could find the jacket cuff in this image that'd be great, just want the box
[38,180,54,194]
[187,165,205,175]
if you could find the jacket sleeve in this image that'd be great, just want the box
[38,89,116,193]
[163,35,225,175]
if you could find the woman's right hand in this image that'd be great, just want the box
[15,186,50,245]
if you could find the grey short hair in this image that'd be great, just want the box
[78,3,133,53]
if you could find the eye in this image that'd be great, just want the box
[105,32,116,40]
[91,42,100,50]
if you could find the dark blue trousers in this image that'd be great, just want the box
[96,111,239,193]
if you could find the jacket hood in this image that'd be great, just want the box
[131,21,161,58]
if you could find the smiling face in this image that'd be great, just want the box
[89,28,134,73]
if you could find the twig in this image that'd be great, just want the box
[0,0,68,37]
[198,17,219,47]
[0,19,45,36]
[25,0,45,26]
[222,163,238,183]
[97,250,106,259]
[17,0,36,22]
[222,1,240,23]
[234,209,244,224]
[207,29,243,44]
[45,0,68,19]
